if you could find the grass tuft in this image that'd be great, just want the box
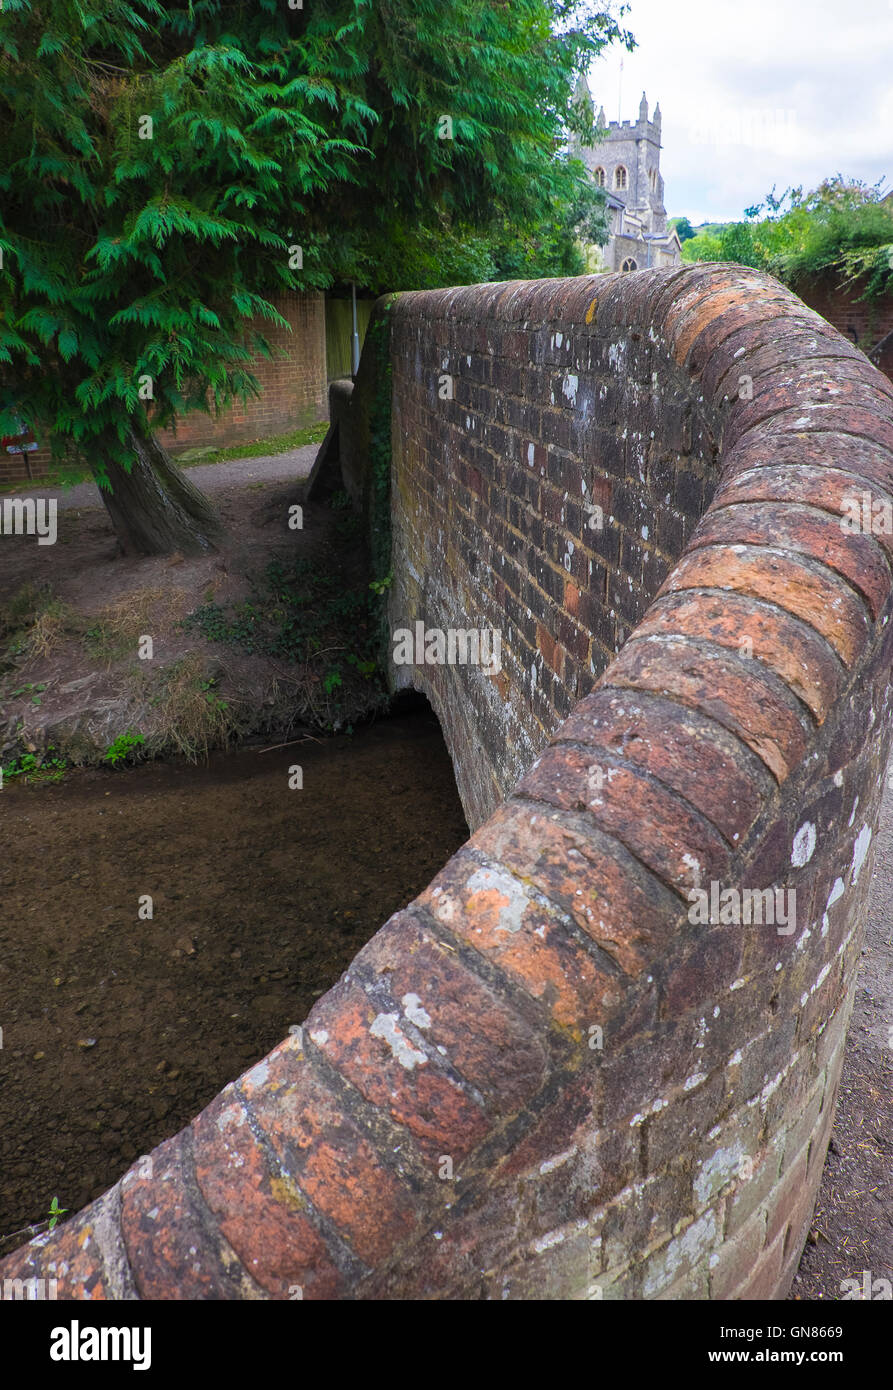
[145,653,239,762]
[83,588,187,667]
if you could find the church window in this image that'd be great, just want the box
[621,257,638,272]
[614,165,628,190]
[593,167,606,188]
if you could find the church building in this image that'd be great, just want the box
[573,83,682,273]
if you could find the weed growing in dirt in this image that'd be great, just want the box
[0,583,85,659]
[46,1196,68,1232]
[103,731,146,767]
[0,1194,70,1259]
[9,680,47,705]
[1,745,67,785]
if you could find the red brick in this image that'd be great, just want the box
[604,633,809,782]
[556,688,770,845]
[469,801,681,977]
[633,589,844,722]
[518,743,730,894]
[238,1054,419,1267]
[417,853,620,1030]
[661,544,870,667]
[192,1088,343,1299]
[690,501,891,619]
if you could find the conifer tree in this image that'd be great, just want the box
[0,0,628,554]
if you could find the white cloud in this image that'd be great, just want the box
[586,0,893,223]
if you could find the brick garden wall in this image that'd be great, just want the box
[154,290,328,453]
[3,264,893,1301]
[0,291,327,484]
[797,275,893,383]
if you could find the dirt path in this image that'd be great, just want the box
[12,446,318,512]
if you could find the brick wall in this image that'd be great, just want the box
[155,290,328,453]
[0,291,327,484]
[797,275,893,383]
[4,265,893,1301]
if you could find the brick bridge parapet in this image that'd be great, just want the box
[3,264,892,1300]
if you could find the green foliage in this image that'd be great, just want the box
[671,216,696,242]
[681,221,759,266]
[681,232,724,263]
[718,222,761,269]
[47,1197,68,1232]
[0,0,631,476]
[683,179,893,300]
[750,179,893,299]
[103,730,146,765]
[9,682,47,702]
[488,166,610,280]
[1,745,68,784]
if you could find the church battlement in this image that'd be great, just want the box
[597,92,662,145]
[603,116,661,139]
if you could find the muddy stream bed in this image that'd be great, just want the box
[0,705,468,1245]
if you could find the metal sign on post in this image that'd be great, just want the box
[1,419,38,481]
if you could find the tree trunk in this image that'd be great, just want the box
[94,424,225,556]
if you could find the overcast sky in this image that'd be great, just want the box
[584,0,893,225]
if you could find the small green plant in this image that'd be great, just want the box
[1,745,67,784]
[369,573,392,595]
[47,1196,68,1232]
[323,666,343,695]
[2,751,40,780]
[346,653,376,679]
[103,731,146,767]
[199,679,229,714]
[9,682,47,699]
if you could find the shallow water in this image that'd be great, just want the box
[0,705,468,1241]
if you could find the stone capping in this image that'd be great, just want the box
[4,265,892,1300]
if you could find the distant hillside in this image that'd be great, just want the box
[668,219,732,237]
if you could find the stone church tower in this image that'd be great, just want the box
[572,81,682,273]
